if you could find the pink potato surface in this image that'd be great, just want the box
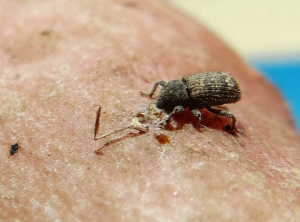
[0,0,300,221]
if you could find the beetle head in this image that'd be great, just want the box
[156,80,189,110]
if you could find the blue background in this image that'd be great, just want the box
[251,58,300,132]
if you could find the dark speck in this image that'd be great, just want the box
[10,143,19,155]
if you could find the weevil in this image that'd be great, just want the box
[141,72,242,133]
[10,142,19,155]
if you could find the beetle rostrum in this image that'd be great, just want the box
[142,72,242,132]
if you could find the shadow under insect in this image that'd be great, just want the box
[164,106,240,134]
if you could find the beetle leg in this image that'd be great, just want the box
[190,109,206,129]
[140,81,166,98]
[190,109,201,122]
[165,105,185,125]
[206,106,241,133]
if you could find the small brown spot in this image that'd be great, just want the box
[95,150,104,156]
[155,133,170,144]
[40,30,52,36]
[136,112,147,124]
[122,2,137,8]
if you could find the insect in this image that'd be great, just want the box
[141,72,242,133]
[10,142,19,155]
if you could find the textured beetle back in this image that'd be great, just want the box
[182,72,241,107]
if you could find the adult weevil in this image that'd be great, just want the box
[141,72,242,132]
